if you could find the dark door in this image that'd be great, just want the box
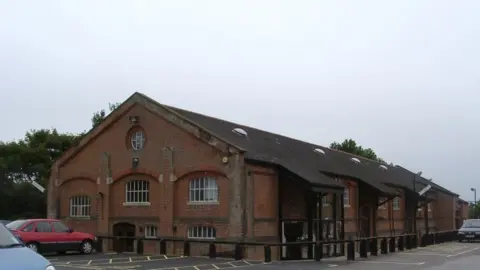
[360,206,371,237]
[113,223,136,252]
[283,222,304,260]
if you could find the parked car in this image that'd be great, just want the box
[6,219,96,254]
[0,222,54,269]
[0,220,11,225]
[458,219,480,242]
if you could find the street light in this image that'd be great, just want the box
[471,188,477,218]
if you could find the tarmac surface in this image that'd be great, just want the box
[46,242,480,270]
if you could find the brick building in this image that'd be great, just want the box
[47,92,465,260]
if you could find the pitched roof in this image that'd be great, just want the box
[395,166,458,196]
[164,99,457,197]
[164,102,401,195]
[136,94,343,189]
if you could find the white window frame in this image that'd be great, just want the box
[124,180,150,206]
[69,196,91,218]
[343,188,350,207]
[144,225,157,238]
[188,177,219,204]
[131,131,145,150]
[427,203,432,212]
[187,226,216,239]
[393,197,401,211]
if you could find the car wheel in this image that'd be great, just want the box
[26,242,39,253]
[80,240,93,254]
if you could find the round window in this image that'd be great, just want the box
[131,131,145,150]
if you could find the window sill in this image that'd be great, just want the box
[123,202,151,207]
[393,208,400,211]
[344,204,351,208]
[188,237,216,240]
[68,216,91,220]
[187,201,219,206]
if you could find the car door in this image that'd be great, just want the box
[51,221,75,251]
[17,221,36,243]
[34,221,57,253]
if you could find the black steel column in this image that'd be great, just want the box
[403,194,408,232]
[333,193,338,255]
[277,176,283,244]
[319,194,324,241]
[413,200,418,234]
[306,191,314,259]
[340,191,345,256]
[372,195,377,236]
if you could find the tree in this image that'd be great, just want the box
[0,102,120,220]
[91,102,121,128]
[330,138,386,163]
[0,129,82,219]
[469,202,480,219]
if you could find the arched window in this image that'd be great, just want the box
[188,226,216,239]
[189,177,218,203]
[69,196,91,217]
[125,180,150,204]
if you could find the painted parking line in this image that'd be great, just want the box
[446,247,480,258]
[356,260,426,266]
[148,260,267,270]
[58,254,182,266]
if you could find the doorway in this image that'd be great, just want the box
[360,205,371,237]
[113,223,136,252]
[281,221,306,260]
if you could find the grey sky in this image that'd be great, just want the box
[1,1,479,200]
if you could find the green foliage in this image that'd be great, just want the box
[330,138,386,163]
[0,102,119,220]
[91,102,121,128]
[469,203,480,219]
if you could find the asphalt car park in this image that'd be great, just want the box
[46,242,480,270]
[48,253,270,270]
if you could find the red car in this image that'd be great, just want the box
[6,219,96,254]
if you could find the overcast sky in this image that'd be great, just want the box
[1,1,479,200]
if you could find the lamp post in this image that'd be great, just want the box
[471,188,477,218]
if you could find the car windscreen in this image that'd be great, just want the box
[0,224,21,246]
[462,220,480,228]
[5,220,27,230]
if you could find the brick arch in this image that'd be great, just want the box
[59,176,96,188]
[111,168,160,184]
[176,164,227,181]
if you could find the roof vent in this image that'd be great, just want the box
[232,127,248,137]
[313,148,326,155]
[351,157,361,164]
[379,165,388,171]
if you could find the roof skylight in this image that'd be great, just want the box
[313,148,326,155]
[232,127,248,137]
[351,157,361,164]
[379,165,388,171]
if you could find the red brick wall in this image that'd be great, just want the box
[52,103,245,248]
[435,192,456,231]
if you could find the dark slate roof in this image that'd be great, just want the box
[163,103,400,194]
[137,93,455,197]
[395,166,458,196]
